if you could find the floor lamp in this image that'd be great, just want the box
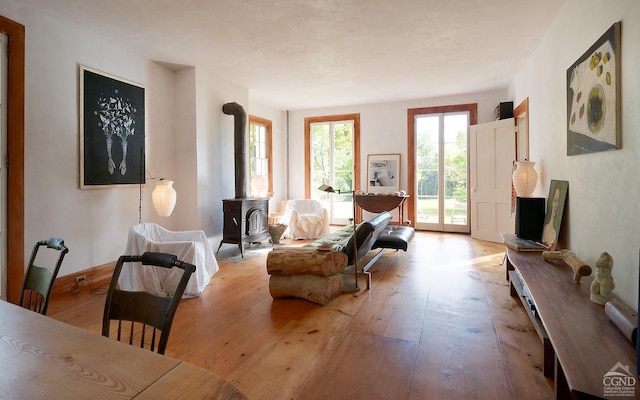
[318,184,360,292]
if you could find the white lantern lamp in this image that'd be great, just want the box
[512,160,538,197]
[152,179,177,217]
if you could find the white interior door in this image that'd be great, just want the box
[469,118,515,242]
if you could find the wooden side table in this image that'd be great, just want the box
[355,194,408,224]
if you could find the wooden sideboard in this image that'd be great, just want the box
[505,248,638,399]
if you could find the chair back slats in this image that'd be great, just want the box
[102,251,195,355]
[108,290,173,329]
[19,238,69,315]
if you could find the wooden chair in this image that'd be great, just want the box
[102,252,196,355]
[19,237,69,315]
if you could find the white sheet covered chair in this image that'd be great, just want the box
[118,223,219,297]
[280,199,330,240]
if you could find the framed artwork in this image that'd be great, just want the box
[566,22,621,156]
[541,179,569,250]
[367,154,400,194]
[80,65,145,189]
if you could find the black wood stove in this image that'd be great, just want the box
[217,102,269,257]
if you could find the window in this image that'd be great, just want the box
[248,116,272,197]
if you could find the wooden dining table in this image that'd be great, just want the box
[0,300,248,399]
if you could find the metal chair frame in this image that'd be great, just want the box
[19,237,69,315]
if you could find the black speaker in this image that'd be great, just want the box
[494,101,514,120]
[515,197,545,240]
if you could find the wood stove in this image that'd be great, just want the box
[217,102,270,257]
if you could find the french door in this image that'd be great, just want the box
[410,106,473,233]
[305,114,360,225]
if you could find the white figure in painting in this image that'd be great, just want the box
[96,92,136,175]
[541,186,561,249]
[369,160,395,187]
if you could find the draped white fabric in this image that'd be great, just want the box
[280,199,329,240]
[119,223,219,297]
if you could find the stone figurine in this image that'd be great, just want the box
[590,252,615,305]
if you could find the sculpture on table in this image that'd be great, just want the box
[590,251,615,305]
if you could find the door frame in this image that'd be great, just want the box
[0,15,25,304]
[407,104,477,229]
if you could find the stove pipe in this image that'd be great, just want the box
[222,102,247,199]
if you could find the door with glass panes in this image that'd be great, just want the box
[308,118,356,226]
[413,111,470,233]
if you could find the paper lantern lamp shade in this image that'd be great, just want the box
[152,180,177,217]
[512,161,538,197]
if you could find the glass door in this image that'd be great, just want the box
[310,120,354,225]
[415,111,469,232]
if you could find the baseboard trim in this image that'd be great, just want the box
[52,261,115,296]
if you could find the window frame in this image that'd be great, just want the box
[248,115,273,197]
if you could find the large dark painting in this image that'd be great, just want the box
[80,65,145,188]
[566,22,621,156]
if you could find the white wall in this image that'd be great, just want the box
[193,68,249,248]
[249,100,288,214]
[509,0,640,309]
[1,2,251,277]
[287,90,508,200]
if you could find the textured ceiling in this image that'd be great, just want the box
[25,0,565,110]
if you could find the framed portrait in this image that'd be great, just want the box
[80,65,145,189]
[541,179,569,250]
[566,22,621,156]
[367,154,400,194]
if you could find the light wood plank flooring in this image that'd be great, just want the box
[48,231,553,400]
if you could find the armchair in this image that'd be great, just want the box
[280,199,330,240]
[118,223,219,297]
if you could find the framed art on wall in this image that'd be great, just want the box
[80,65,146,189]
[367,153,400,194]
[541,179,569,251]
[566,22,621,156]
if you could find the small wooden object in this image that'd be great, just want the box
[542,249,592,283]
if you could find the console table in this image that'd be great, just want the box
[355,194,407,224]
[505,247,638,399]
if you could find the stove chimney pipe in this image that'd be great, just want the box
[222,102,247,199]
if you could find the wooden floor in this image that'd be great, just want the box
[48,231,553,400]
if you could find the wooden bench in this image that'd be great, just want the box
[505,248,638,399]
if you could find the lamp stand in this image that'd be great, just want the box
[342,192,360,293]
[317,184,360,293]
